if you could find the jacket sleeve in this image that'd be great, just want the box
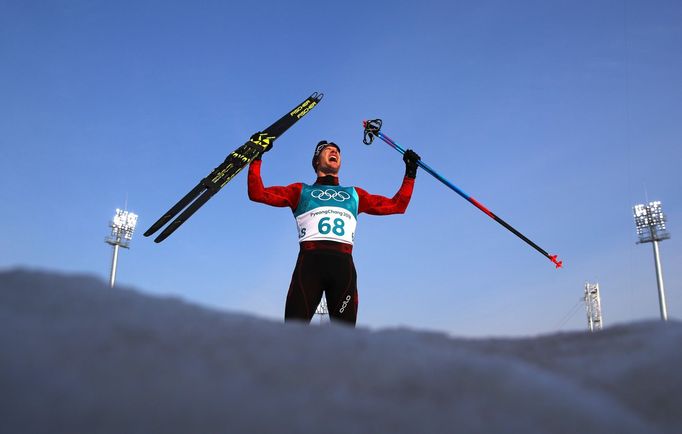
[356,177,415,215]
[247,159,301,210]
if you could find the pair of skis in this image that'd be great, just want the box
[144,92,323,243]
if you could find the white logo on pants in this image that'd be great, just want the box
[339,295,352,313]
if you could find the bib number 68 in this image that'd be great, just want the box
[318,217,345,236]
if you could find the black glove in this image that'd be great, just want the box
[250,132,272,160]
[403,149,420,179]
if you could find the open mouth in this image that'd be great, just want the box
[329,156,338,162]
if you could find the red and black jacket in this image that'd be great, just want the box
[248,159,414,253]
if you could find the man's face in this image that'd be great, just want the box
[317,146,341,175]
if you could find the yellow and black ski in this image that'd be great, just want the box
[144,92,323,243]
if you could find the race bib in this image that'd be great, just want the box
[294,186,359,245]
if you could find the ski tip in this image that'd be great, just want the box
[549,254,563,269]
[310,92,324,101]
[154,230,171,243]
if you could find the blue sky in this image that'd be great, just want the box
[1,0,680,336]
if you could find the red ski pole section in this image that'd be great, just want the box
[549,255,563,269]
[469,197,495,219]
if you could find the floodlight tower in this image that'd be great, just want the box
[105,209,138,288]
[584,283,603,332]
[315,298,329,324]
[633,201,671,320]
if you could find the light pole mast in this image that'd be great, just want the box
[105,209,138,288]
[633,201,671,320]
[315,298,329,325]
[584,282,603,332]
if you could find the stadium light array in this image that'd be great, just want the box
[105,209,138,288]
[632,201,671,320]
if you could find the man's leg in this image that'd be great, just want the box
[285,250,324,323]
[324,253,358,326]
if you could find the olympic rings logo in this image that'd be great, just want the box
[311,189,351,202]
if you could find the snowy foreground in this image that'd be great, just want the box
[1,269,680,434]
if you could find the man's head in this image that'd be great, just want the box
[312,140,341,176]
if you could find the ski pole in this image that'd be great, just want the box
[363,119,562,269]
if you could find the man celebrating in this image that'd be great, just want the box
[248,140,419,326]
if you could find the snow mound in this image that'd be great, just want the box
[1,269,680,434]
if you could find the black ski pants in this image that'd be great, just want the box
[285,248,358,326]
